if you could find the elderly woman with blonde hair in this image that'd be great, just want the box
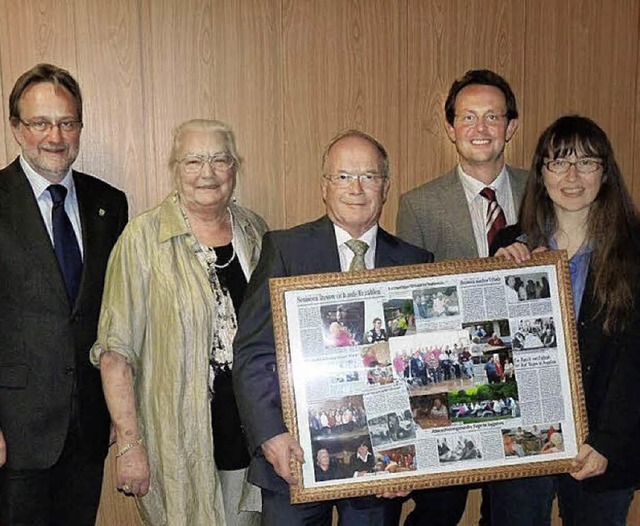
[91,119,266,525]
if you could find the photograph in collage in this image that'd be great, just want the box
[374,444,417,474]
[308,395,376,483]
[320,301,365,348]
[449,380,519,424]
[389,330,473,395]
[311,436,376,483]
[437,435,482,463]
[367,410,416,447]
[409,392,452,429]
[504,272,551,303]
[501,424,564,457]
[360,342,394,386]
[512,316,557,350]
[412,286,460,319]
[383,298,416,337]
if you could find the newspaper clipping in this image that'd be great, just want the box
[283,262,578,491]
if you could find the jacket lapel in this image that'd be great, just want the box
[441,170,478,258]
[0,159,69,305]
[507,165,528,211]
[313,216,341,272]
[73,172,112,313]
[232,207,263,278]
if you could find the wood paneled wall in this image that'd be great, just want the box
[1,1,640,524]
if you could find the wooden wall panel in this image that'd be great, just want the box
[282,0,406,231]
[140,0,219,208]
[74,0,147,215]
[97,453,142,526]
[523,0,639,196]
[405,0,526,225]
[0,0,78,164]
[209,0,284,228]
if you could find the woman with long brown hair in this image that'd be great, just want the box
[488,115,640,526]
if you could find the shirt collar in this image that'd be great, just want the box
[20,155,75,200]
[548,237,594,257]
[158,192,190,243]
[334,223,378,247]
[458,164,508,205]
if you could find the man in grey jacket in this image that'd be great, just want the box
[396,69,528,525]
[397,69,528,262]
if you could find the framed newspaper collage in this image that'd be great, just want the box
[269,251,588,504]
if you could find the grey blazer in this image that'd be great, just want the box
[396,165,528,261]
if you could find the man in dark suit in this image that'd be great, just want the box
[396,69,527,525]
[233,130,433,525]
[0,64,128,525]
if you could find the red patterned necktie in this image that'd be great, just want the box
[480,187,506,249]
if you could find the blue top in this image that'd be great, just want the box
[549,239,592,316]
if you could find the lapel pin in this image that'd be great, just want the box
[98,208,106,217]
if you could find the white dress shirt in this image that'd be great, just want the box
[334,223,378,271]
[458,165,516,258]
[20,155,84,258]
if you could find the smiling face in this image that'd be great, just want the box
[11,82,81,182]
[321,135,390,239]
[316,449,330,470]
[543,150,603,217]
[174,129,236,214]
[445,84,518,182]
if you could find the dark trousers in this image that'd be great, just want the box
[489,474,634,526]
[0,430,104,526]
[261,488,403,526]
[406,485,491,526]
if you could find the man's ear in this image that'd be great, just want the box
[505,119,519,143]
[320,177,328,203]
[445,122,456,144]
[381,177,391,204]
[10,118,25,148]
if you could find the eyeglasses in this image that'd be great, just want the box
[454,112,507,127]
[544,158,603,175]
[19,118,83,134]
[323,172,387,187]
[178,154,235,174]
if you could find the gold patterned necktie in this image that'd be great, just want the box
[345,239,369,271]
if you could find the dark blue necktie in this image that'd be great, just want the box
[48,185,82,303]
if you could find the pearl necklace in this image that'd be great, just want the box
[180,202,236,269]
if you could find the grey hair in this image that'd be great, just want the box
[168,119,241,172]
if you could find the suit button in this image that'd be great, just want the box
[65,366,74,375]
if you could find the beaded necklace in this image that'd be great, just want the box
[179,198,237,396]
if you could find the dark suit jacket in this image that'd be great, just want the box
[397,165,528,261]
[0,158,128,470]
[233,215,433,492]
[492,225,640,491]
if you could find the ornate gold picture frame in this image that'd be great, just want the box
[269,251,587,504]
